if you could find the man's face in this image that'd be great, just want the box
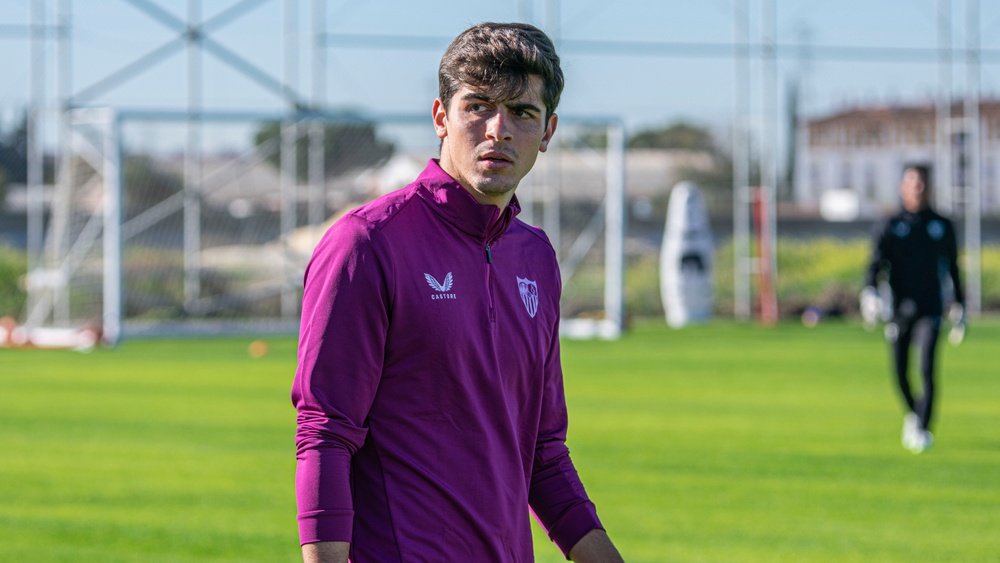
[433,75,557,208]
[900,169,928,212]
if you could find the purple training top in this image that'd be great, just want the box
[292,160,602,561]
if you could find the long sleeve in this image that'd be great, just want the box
[291,214,391,545]
[528,318,603,558]
[865,220,890,289]
[945,220,965,305]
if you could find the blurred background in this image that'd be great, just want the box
[1,0,998,344]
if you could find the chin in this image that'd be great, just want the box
[476,185,516,199]
[472,176,517,195]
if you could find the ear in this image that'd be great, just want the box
[432,98,448,140]
[539,113,558,153]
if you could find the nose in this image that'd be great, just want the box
[485,110,513,141]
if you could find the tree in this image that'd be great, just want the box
[253,115,395,182]
[783,79,800,201]
[0,117,29,206]
[0,115,57,210]
[628,121,717,151]
[123,155,184,219]
[0,167,7,212]
[630,121,736,196]
[568,129,608,149]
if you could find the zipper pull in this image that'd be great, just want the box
[485,243,493,264]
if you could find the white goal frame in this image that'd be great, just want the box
[25,108,626,344]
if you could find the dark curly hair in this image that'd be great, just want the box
[438,22,564,121]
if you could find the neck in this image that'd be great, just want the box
[465,187,514,211]
[436,156,514,211]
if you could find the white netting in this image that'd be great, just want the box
[27,111,622,341]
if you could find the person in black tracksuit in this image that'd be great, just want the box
[862,164,965,453]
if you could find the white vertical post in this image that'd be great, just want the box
[936,0,953,214]
[604,122,625,337]
[184,0,203,313]
[732,0,751,320]
[760,0,780,323]
[308,0,326,227]
[515,0,540,227]
[518,0,534,22]
[52,0,73,323]
[543,0,561,256]
[103,111,123,345]
[965,0,982,316]
[26,0,46,327]
[281,0,299,318]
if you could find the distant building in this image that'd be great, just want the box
[795,101,1000,218]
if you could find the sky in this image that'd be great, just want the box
[4,0,1000,153]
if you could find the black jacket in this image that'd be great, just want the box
[865,207,964,318]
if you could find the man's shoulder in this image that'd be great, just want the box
[345,183,423,231]
[923,211,956,243]
[927,210,955,227]
[312,183,424,255]
[871,212,900,238]
[509,218,555,252]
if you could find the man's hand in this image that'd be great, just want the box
[948,303,967,345]
[568,529,624,562]
[302,541,349,563]
[859,286,882,330]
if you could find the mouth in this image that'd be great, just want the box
[478,149,515,168]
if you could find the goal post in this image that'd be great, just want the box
[24,109,626,344]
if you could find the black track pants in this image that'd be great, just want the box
[887,315,941,431]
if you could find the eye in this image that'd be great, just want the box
[510,106,540,120]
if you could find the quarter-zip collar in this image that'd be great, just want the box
[415,159,521,244]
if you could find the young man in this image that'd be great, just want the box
[292,23,623,562]
[861,164,965,454]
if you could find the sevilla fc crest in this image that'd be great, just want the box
[517,277,538,318]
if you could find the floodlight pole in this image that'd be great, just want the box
[184,0,204,313]
[732,0,752,320]
[543,0,562,257]
[518,0,534,22]
[605,121,626,337]
[515,0,539,227]
[26,0,46,328]
[103,110,124,345]
[759,0,780,324]
[308,0,326,227]
[280,0,300,318]
[51,0,74,324]
[935,0,953,215]
[964,0,982,316]
[517,0,536,229]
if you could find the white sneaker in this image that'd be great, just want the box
[904,427,934,454]
[912,430,934,453]
[901,413,919,450]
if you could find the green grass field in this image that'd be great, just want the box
[2,319,998,562]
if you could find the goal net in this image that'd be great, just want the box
[23,109,624,344]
